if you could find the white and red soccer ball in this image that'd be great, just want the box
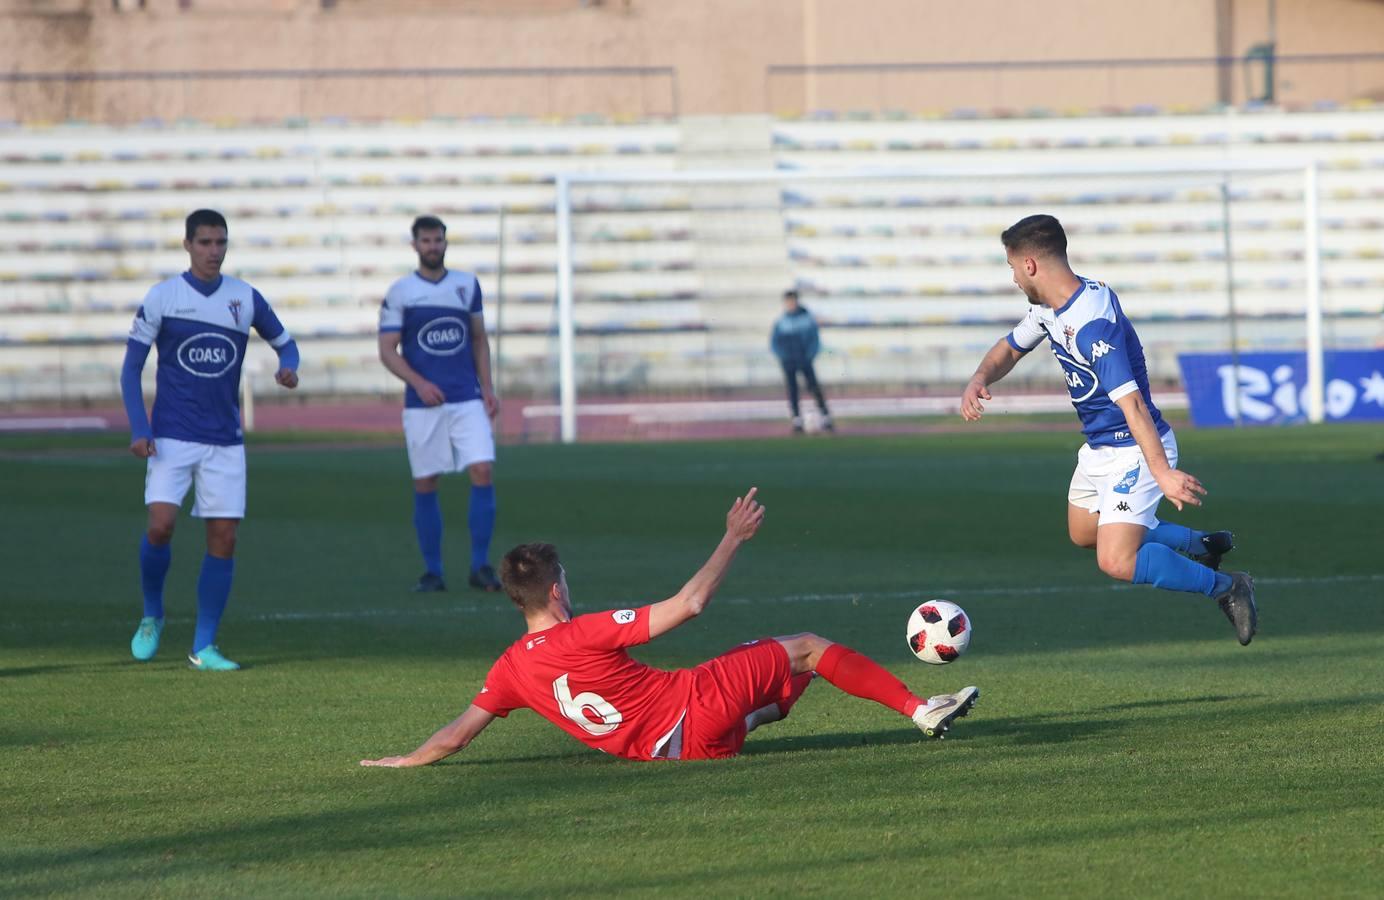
[906,600,971,665]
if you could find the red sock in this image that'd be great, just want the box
[816,643,922,717]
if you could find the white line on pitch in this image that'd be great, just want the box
[126,572,1384,626]
[5,573,1376,632]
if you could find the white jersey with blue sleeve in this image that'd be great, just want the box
[1005,277,1169,448]
[379,269,484,408]
[127,273,292,446]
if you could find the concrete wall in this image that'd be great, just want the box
[3,0,1383,121]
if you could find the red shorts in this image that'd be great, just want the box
[680,638,810,760]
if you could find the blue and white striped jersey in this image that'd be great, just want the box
[128,272,291,446]
[379,269,484,408]
[1006,277,1169,448]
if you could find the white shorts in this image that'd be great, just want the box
[144,437,247,519]
[402,400,496,479]
[1067,429,1179,529]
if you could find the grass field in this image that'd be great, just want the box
[3,424,1382,898]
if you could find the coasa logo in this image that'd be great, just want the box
[1051,346,1099,402]
[418,316,468,356]
[176,332,238,378]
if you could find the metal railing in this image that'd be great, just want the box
[0,65,679,123]
[766,52,1384,114]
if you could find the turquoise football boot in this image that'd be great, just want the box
[187,645,241,671]
[130,617,164,661]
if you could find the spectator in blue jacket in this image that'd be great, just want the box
[770,290,833,433]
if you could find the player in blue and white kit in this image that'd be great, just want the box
[378,216,502,593]
[122,209,301,670]
[959,215,1257,645]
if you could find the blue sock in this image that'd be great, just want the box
[139,535,171,619]
[414,491,444,576]
[1133,544,1224,597]
[193,554,235,652]
[1143,520,1206,555]
[469,485,496,571]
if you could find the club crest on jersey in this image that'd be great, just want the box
[176,332,239,378]
[227,298,242,325]
[1113,464,1141,494]
[1089,340,1116,360]
[455,285,472,310]
[1063,325,1075,352]
[417,316,468,356]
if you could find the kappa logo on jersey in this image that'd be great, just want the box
[176,332,239,378]
[227,298,242,325]
[612,609,636,625]
[1089,340,1117,360]
[417,316,468,356]
[1112,464,1141,495]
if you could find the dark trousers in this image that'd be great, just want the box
[782,361,829,418]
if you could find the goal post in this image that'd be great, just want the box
[552,159,1324,443]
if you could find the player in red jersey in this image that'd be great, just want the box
[361,489,979,766]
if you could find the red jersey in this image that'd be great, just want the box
[470,606,694,761]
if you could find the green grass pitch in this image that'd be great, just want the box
[2,425,1382,897]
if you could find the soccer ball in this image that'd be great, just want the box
[906,600,971,665]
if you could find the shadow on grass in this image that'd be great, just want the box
[0,660,148,679]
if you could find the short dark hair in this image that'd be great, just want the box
[185,209,228,240]
[1001,214,1068,260]
[411,215,447,238]
[499,543,562,613]
[783,289,799,302]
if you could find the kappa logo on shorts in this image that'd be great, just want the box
[612,609,636,625]
[1115,501,1131,512]
[1112,464,1141,495]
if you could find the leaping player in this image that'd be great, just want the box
[959,214,1257,645]
[361,489,979,766]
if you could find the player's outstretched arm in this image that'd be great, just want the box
[648,488,765,640]
[1113,391,1205,511]
[960,338,1024,421]
[360,704,496,768]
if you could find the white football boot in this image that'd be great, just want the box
[911,686,979,739]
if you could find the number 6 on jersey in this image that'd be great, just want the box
[552,673,623,735]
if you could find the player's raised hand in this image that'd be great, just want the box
[726,487,765,541]
[1156,469,1207,511]
[960,379,992,421]
[414,379,446,407]
[130,437,156,458]
[275,367,299,389]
